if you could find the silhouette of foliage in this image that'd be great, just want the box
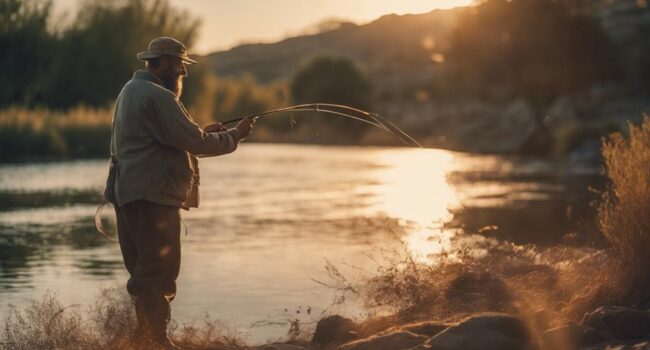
[446,0,619,111]
[0,0,55,107]
[290,56,373,141]
[1,0,203,109]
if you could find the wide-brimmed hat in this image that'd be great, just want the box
[137,37,197,64]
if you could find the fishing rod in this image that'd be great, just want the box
[222,103,422,148]
[95,104,422,239]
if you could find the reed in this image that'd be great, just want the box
[0,106,112,160]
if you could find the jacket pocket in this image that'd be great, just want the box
[159,155,194,203]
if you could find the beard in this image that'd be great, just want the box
[160,68,183,98]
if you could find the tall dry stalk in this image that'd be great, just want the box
[598,116,650,305]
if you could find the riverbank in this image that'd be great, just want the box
[2,119,648,349]
[0,103,633,163]
[0,244,645,350]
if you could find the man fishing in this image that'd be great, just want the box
[106,37,255,349]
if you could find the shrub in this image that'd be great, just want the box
[597,116,650,306]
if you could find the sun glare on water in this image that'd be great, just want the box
[365,148,460,262]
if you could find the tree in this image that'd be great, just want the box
[41,0,201,109]
[290,56,372,141]
[0,0,55,107]
[446,0,618,111]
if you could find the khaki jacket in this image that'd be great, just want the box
[109,70,240,209]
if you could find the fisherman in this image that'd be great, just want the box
[105,37,255,349]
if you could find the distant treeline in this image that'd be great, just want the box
[2,0,622,113]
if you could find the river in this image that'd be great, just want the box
[0,143,601,343]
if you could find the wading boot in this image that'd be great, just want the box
[154,336,183,350]
[135,291,182,349]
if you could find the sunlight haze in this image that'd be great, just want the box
[53,0,474,54]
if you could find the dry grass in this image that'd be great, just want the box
[319,233,604,336]
[591,115,650,306]
[317,117,650,333]
[599,117,650,269]
[1,287,247,350]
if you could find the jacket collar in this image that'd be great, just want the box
[133,70,163,85]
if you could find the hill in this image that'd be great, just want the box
[205,8,462,86]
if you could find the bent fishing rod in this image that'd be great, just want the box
[96,104,421,239]
[221,103,422,148]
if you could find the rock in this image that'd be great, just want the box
[631,342,650,349]
[337,330,428,350]
[529,309,552,334]
[400,321,451,337]
[581,306,650,340]
[356,315,399,338]
[255,344,309,350]
[312,315,358,346]
[580,340,650,350]
[445,272,514,313]
[427,313,532,350]
[406,345,433,350]
[562,232,591,247]
[540,322,611,350]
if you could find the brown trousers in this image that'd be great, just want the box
[115,200,181,341]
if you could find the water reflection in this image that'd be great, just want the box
[0,144,602,343]
[368,149,458,225]
[363,149,459,261]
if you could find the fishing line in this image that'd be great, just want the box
[94,202,114,241]
[95,201,190,240]
[222,103,422,148]
[96,104,421,238]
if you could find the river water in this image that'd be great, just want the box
[0,143,601,343]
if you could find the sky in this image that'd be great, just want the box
[53,0,474,54]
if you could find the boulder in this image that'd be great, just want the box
[255,344,310,350]
[630,341,650,349]
[406,345,433,350]
[356,315,399,337]
[312,315,358,346]
[580,340,650,350]
[540,322,611,350]
[337,330,428,350]
[445,272,514,313]
[581,306,650,340]
[529,309,552,334]
[401,321,451,337]
[427,313,533,350]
